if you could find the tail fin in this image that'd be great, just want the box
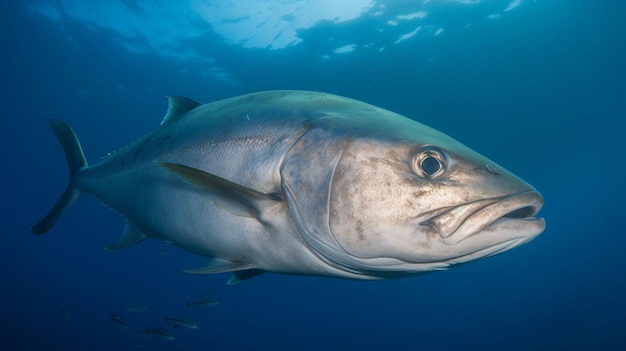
[30,119,88,234]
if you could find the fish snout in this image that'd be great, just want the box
[423,191,544,245]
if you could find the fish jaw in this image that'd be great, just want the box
[422,196,546,266]
[420,190,545,246]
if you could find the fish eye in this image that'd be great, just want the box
[413,147,446,178]
[421,156,441,176]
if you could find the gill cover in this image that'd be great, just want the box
[280,127,437,278]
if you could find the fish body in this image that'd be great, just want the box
[144,328,175,340]
[32,91,545,281]
[165,316,199,329]
[186,299,220,308]
[111,313,129,328]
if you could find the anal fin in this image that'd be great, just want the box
[106,221,148,250]
[227,269,266,285]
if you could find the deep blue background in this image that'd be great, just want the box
[2,1,625,350]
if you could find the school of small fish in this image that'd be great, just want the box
[57,289,219,347]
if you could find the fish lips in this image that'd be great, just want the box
[421,191,545,246]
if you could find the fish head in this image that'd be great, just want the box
[329,136,545,269]
[281,109,545,278]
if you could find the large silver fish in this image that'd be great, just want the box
[31,91,545,283]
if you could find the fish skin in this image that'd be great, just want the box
[111,313,129,328]
[31,91,545,281]
[186,299,220,308]
[165,316,199,329]
[145,328,175,340]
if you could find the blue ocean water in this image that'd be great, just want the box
[2,1,625,350]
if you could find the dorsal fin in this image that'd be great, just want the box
[161,96,201,125]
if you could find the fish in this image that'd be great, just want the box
[30,90,545,282]
[111,313,129,328]
[186,298,220,308]
[164,316,199,329]
[144,328,175,341]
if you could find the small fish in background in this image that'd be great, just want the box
[144,328,175,341]
[186,288,220,307]
[122,304,151,312]
[186,298,220,308]
[164,316,199,329]
[57,305,70,320]
[111,313,129,329]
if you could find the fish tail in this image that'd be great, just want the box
[30,119,88,234]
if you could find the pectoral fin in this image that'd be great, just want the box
[159,162,282,219]
[186,259,264,284]
[185,258,251,274]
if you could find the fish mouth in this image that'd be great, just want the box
[420,191,545,246]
